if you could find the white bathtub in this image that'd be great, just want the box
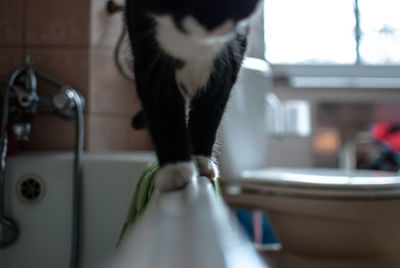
[1,152,155,268]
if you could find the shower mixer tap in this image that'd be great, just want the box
[0,56,86,249]
[6,56,85,141]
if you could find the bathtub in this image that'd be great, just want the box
[1,152,155,268]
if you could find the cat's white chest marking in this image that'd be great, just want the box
[153,15,234,97]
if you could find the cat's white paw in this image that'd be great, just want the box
[155,161,198,191]
[193,155,219,180]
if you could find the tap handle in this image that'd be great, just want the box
[53,87,85,118]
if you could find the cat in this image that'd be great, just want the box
[125,0,261,191]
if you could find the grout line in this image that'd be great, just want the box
[22,45,116,50]
[0,45,24,49]
[24,44,90,50]
[89,45,116,50]
[88,112,134,118]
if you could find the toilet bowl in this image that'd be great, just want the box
[227,168,400,266]
[219,58,400,266]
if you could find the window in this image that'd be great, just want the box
[358,0,400,65]
[264,0,400,87]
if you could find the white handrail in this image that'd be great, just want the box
[107,176,268,268]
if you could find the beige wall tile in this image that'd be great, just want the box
[26,0,90,46]
[87,114,152,151]
[26,48,89,99]
[19,115,78,151]
[87,114,130,151]
[90,0,124,48]
[0,0,24,45]
[89,47,138,115]
[0,48,23,78]
[127,127,153,151]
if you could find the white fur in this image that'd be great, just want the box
[193,155,219,180]
[175,61,213,98]
[153,15,234,97]
[155,161,198,191]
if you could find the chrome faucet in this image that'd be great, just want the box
[9,56,39,141]
[7,56,85,141]
[0,56,85,249]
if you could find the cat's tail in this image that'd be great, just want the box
[131,110,147,130]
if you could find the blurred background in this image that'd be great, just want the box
[263,0,400,171]
[1,0,400,171]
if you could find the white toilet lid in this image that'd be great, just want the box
[240,168,400,199]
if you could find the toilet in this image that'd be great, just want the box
[220,58,400,267]
[232,168,400,267]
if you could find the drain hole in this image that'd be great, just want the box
[21,178,42,200]
[17,174,46,204]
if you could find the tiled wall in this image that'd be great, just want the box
[87,0,151,151]
[0,0,24,76]
[0,0,152,151]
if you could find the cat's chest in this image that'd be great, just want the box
[175,59,214,97]
[153,15,231,97]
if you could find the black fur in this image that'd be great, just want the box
[126,0,259,166]
[131,110,147,129]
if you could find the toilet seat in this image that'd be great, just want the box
[240,168,400,200]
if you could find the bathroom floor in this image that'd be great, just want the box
[258,247,400,268]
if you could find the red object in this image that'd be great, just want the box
[371,123,400,153]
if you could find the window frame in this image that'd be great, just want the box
[264,0,400,88]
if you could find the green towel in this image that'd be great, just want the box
[117,161,222,246]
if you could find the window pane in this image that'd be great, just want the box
[264,0,357,64]
[358,0,400,65]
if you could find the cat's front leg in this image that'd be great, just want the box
[143,90,195,191]
[134,56,195,191]
[188,39,245,181]
[142,92,196,191]
[188,83,231,182]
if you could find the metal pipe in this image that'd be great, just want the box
[110,177,268,268]
[35,70,66,90]
[69,89,85,268]
[1,60,86,266]
[0,69,23,248]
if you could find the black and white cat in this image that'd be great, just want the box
[125,0,261,191]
